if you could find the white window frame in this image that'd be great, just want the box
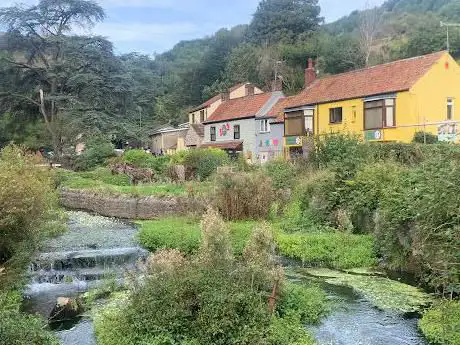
[260,119,270,133]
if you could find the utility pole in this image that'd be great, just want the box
[440,22,460,52]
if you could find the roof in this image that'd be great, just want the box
[190,82,249,112]
[190,123,205,136]
[268,97,295,123]
[286,51,447,109]
[200,140,243,150]
[204,92,284,123]
[150,124,189,136]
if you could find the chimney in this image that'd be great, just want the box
[221,90,230,102]
[271,79,283,92]
[245,83,255,96]
[305,58,316,88]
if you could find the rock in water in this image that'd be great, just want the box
[49,297,84,323]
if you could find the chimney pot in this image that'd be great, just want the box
[305,58,317,89]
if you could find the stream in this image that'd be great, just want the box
[24,211,427,345]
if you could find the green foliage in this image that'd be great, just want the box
[264,158,296,189]
[123,149,170,174]
[419,300,460,345]
[268,313,317,345]
[277,282,328,324]
[137,217,257,256]
[0,145,60,265]
[172,148,230,181]
[211,171,276,221]
[96,209,318,345]
[276,231,377,269]
[0,294,59,345]
[73,136,115,171]
[248,0,322,44]
[413,131,439,144]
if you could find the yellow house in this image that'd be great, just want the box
[283,51,460,156]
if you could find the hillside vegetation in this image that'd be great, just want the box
[1,0,459,152]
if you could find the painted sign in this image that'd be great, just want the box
[438,123,458,142]
[219,123,231,137]
[285,136,303,146]
[260,139,281,147]
[364,130,383,141]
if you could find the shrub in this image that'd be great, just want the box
[419,300,460,345]
[277,282,328,324]
[376,157,460,293]
[0,145,59,265]
[96,209,293,345]
[264,158,296,190]
[413,131,438,144]
[123,149,170,175]
[211,171,275,221]
[268,313,317,345]
[276,231,377,269]
[172,148,230,180]
[73,135,115,171]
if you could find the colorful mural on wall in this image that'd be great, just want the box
[438,123,458,142]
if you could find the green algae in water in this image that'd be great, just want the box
[297,268,434,314]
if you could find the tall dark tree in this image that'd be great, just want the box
[248,0,322,44]
[0,0,107,155]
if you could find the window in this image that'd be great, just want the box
[447,98,454,120]
[304,109,314,135]
[200,110,205,122]
[234,125,240,139]
[285,111,304,136]
[364,99,395,130]
[260,119,270,133]
[329,107,343,124]
[191,113,195,124]
[210,126,216,141]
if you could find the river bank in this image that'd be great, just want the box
[24,211,433,345]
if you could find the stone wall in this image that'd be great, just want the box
[60,189,204,220]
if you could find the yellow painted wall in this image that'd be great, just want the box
[314,53,460,142]
[230,84,263,99]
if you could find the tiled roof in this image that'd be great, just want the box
[205,92,275,123]
[200,140,243,150]
[286,51,447,109]
[268,97,297,123]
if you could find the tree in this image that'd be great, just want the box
[0,0,106,156]
[359,5,381,66]
[248,0,322,44]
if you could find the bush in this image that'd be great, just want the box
[172,148,230,180]
[277,282,328,324]
[0,145,59,265]
[123,149,170,175]
[413,131,438,144]
[264,158,296,190]
[419,300,460,345]
[211,171,275,221]
[97,209,315,345]
[73,135,115,171]
[276,231,377,269]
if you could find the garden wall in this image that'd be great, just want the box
[59,189,204,219]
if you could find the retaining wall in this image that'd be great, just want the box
[59,189,204,219]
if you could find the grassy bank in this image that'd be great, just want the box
[137,217,258,256]
[57,168,209,197]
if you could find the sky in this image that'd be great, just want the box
[1,0,385,55]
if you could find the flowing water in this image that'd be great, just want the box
[24,211,147,345]
[24,211,427,345]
